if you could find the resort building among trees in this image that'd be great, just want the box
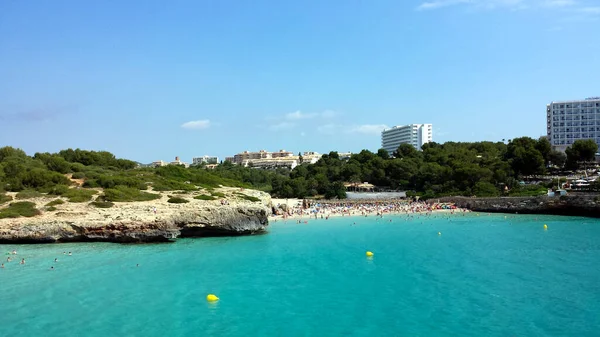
[381,124,433,154]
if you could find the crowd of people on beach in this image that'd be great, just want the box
[272,199,466,220]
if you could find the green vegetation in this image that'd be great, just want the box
[209,137,589,199]
[0,137,596,204]
[167,196,189,203]
[507,184,548,197]
[15,190,43,199]
[235,193,261,202]
[102,186,161,202]
[45,199,65,207]
[0,202,41,219]
[194,195,216,201]
[63,189,96,202]
[90,201,114,208]
[0,193,12,205]
[71,172,86,179]
[46,206,57,212]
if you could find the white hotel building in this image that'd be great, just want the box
[547,97,600,152]
[381,124,433,154]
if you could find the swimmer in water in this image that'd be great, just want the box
[68,252,72,256]
[50,266,54,270]
[20,258,25,265]
[7,257,11,262]
[12,250,17,255]
[54,258,58,262]
[1,263,4,268]
[136,264,139,267]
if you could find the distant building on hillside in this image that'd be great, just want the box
[381,124,432,154]
[192,156,219,165]
[226,150,322,169]
[337,152,353,160]
[230,150,293,164]
[547,97,600,152]
[151,160,167,168]
[169,156,189,168]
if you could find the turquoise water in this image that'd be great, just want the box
[1,214,600,336]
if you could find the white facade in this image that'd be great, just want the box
[192,156,219,165]
[243,158,298,170]
[547,97,600,152]
[381,124,432,154]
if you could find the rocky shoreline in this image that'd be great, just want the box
[437,195,600,218]
[0,188,271,244]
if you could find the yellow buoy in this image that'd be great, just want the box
[366,251,374,257]
[206,294,219,302]
[544,224,548,230]
[438,232,441,235]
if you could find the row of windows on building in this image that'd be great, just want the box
[551,127,600,132]
[552,133,600,139]
[549,108,600,114]
[553,139,600,145]
[551,102,600,109]
[550,121,599,126]
[552,122,600,127]
[551,116,600,121]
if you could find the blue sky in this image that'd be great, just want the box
[1,0,599,163]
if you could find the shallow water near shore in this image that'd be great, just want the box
[1,213,600,336]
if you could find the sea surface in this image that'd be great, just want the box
[1,213,599,337]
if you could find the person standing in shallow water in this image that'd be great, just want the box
[20,258,25,265]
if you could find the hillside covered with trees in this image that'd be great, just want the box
[0,137,598,206]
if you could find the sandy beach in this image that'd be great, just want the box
[270,198,466,221]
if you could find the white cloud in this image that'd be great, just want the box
[416,0,581,11]
[417,0,471,11]
[321,110,339,118]
[269,122,295,131]
[347,124,389,135]
[181,120,210,130]
[542,0,576,7]
[578,6,600,13]
[286,111,317,120]
[317,124,340,135]
[317,123,389,135]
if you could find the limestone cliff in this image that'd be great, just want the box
[437,195,600,218]
[0,188,272,244]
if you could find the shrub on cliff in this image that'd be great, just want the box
[90,201,114,208]
[473,182,500,197]
[152,179,197,192]
[0,193,12,205]
[0,201,41,219]
[508,184,547,197]
[63,189,97,202]
[167,197,189,204]
[16,190,43,199]
[236,193,261,202]
[102,186,160,202]
[194,195,216,201]
[46,199,65,207]
[71,172,86,179]
[47,184,70,196]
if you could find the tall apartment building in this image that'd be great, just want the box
[192,156,219,165]
[381,124,432,154]
[231,150,293,164]
[547,97,600,152]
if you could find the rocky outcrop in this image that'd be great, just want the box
[437,195,600,218]
[0,188,272,244]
